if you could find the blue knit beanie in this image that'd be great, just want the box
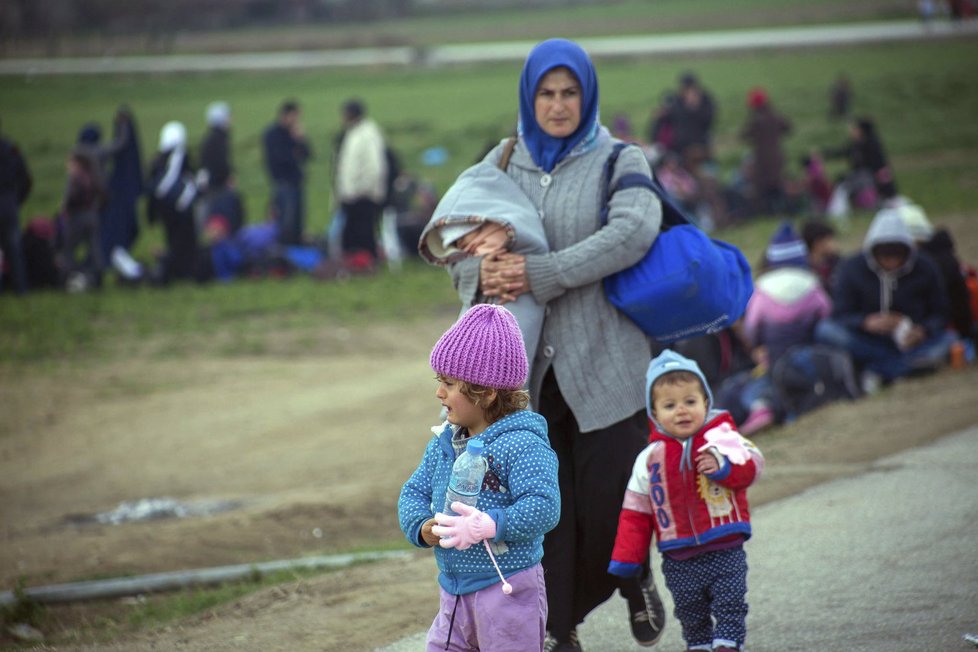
[645,349,714,420]
[764,221,809,269]
[430,304,528,390]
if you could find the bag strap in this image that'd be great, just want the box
[601,142,692,230]
[498,136,518,171]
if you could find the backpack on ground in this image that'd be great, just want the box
[771,344,862,419]
[601,143,754,343]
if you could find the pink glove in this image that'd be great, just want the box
[431,502,497,550]
[698,422,751,466]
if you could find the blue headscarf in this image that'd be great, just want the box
[518,39,600,173]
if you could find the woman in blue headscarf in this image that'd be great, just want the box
[445,39,665,651]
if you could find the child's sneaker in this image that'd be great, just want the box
[628,574,665,646]
[860,369,884,395]
[740,405,775,436]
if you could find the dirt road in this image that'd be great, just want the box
[2,316,977,651]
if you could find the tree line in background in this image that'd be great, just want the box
[0,0,591,39]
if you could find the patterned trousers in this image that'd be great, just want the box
[662,546,748,650]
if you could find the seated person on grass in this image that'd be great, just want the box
[815,207,954,392]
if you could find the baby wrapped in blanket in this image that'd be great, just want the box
[419,161,548,377]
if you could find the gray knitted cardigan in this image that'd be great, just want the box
[450,130,662,432]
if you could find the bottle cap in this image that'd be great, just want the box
[465,439,485,456]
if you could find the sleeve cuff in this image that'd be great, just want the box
[486,508,506,543]
[525,253,565,304]
[607,561,643,578]
[707,455,732,481]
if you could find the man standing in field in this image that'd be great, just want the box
[263,100,312,246]
[334,99,387,271]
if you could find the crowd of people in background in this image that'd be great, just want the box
[0,95,444,294]
[668,203,977,441]
[0,67,924,293]
[0,65,976,403]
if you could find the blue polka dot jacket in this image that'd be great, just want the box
[398,410,560,596]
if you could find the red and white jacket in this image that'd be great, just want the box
[610,411,764,571]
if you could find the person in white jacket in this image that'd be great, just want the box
[334,99,387,269]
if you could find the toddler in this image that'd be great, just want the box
[608,350,764,652]
[398,304,560,652]
[419,161,548,371]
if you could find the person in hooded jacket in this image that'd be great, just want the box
[608,350,764,652]
[815,207,954,390]
[147,121,199,283]
[447,38,666,651]
[724,221,832,434]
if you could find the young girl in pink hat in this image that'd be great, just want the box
[398,304,560,651]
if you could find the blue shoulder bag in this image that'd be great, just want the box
[601,144,753,343]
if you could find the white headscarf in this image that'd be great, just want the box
[155,121,195,210]
[206,101,231,128]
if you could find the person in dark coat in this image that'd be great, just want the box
[826,116,898,205]
[739,87,792,216]
[147,121,199,283]
[0,119,32,294]
[815,207,954,390]
[669,71,716,165]
[200,101,232,193]
[828,73,852,120]
[59,151,106,290]
[198,101,245,236]
[262,100,311,245]
[100,105,143,268]
[897,202,977,345]
[801,219,841,296]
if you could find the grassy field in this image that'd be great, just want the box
[2,33,977,366]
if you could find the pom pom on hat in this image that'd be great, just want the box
[430,304,528,390]
[764,221,809,269]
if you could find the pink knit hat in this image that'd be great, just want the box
[430,304,528,390]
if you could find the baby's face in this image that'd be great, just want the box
[652,380,707,439]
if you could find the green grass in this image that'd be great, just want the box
[0,260,457,363]
[1,565,346,647]
[1,36,977,364]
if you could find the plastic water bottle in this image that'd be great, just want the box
[443,439,488,516]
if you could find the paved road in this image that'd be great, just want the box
[378,425,978,651]
[1,19,977,76]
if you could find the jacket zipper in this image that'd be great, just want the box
[681,439,701,545]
